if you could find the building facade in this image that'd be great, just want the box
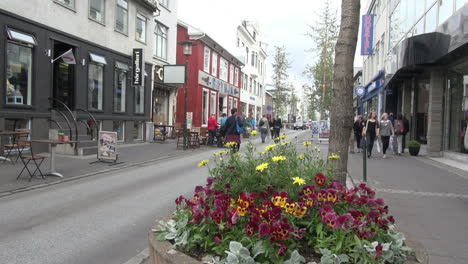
[362,0,468,158]
[0,0,171,152]
[152,0,178,127]
[236,21,267,122]
[175,22,243,128]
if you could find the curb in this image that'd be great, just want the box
[122,248,149,264]
[0,149,200,198]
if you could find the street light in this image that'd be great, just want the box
[178,40,196,150]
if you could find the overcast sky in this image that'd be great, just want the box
[178,0,364,93]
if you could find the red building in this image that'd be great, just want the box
[176,22,243,128]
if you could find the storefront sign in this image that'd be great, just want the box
[132,48,143,86]
[187,112,193,129]
[198,71,240,97]
[355,86,365,97]
[249,96,256,102]
[98,131,118,161]
[361,15,374,55]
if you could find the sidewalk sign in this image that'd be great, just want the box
[187,112,193,129]
[92,131,123,165]
[318,120,330,143]
[311,121,320,141]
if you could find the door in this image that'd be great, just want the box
[52,41,75,109]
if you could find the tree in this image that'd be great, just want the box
[304,0,339,120]
[328,0,361,184]
[271,46,291,117]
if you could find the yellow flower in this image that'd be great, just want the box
[197,159,209,168]
[265,144,277,152]
[214,150,228,156]
[328,154,340,160]
[225,142,237,148]
[280,135,286,140]
[256,162,269,172]
[272,156,286,162]
[292,177,306,185]
[303,141,312,146]
[251,130,258,136]
[281,141,291,146]
[314,146,321,152]
[297,154,305,160]
[259,151,265,155]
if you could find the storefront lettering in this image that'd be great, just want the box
[361,15,374,56]
[132,49,143,86]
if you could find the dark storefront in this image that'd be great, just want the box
[0,10,152,153]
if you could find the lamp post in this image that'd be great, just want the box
[178,40,196,150]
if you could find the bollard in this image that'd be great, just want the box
[362,139,367,182]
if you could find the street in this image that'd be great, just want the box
[0,130,304,264]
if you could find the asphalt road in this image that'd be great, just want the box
[0,130,308,264]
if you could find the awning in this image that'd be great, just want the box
[89,53,107,65]
[7,28,37,46]
[115,61,129,71]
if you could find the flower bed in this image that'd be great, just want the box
[154,138,414,264]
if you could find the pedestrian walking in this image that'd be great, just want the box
[269,117,275,139]
[379,113,394,159]
[273,115,282,141]
[362,112,380,158]
[393,113,405,155]
[259,115,269,143]
[223,108,243,152]
[220,113,227,127]
[208,114,218,146]
[353,115,364,152]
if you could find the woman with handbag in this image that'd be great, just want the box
[223,108,243,152]
[362,112,380,158]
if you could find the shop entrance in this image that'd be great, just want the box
[52,41,75,109]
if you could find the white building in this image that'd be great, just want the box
[236,21,268,122]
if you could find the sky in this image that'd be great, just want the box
[178,0,364,94]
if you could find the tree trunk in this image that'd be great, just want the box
[328,0,360,184]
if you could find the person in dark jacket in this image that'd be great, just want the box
[269,117,275,139]
[402,114,410,153]
[273,116,282,141]
[223,108,243,152]
[353,115,364,152]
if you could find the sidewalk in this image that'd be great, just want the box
[347,150,468,264]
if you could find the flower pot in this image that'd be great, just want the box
[409,146,420,156]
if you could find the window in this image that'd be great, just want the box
[202,90,209,126]
[88,63,104,110]
[425,4,438,32]
[211,92,217,116]
[133,121,143,140]
[439,0,454,25]
[259,84,263,96]
[154,23,168,59]
[251,52,255,66]
[229,97,233,112]
[254,80,257,95]
[253,31,256,40]
[220,57,228,81]
[54,0,75,9]
[6,42,33,105]
[114,62,128,112]
[116,0,128,34]
[457,0,468,9]
[234,68,239,86]
[211,53,218,77]
[245,47,249,64]
[160,0,168,7]
[249,77,252,93]
[7,28,37,45]
[89,0,105,23]
[229,64,234,84]
[136,14,147,43]
[113,121,125,141]
[135,85,145,113]
[233,98,238,110]
[244,74,248,90]
[204,47,211,73]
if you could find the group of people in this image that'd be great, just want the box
[353,112,410,158]
[258,115,283,143]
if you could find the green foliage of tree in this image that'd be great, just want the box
[272,46,291,117]
[304,0,339,120]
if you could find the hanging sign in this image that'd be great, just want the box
[355,86,366,97]
[361,15,375,55]
[132,48,143,86]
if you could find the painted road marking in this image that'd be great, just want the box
[376,188,468,199]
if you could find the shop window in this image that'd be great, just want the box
[54,0,75,9]
[154,23,168,59]
[115,0,128,34]
[202,90,209,126]
[114,62,128,112]
[153,88,169,124]
[211,53,218,77]
[89,0,105,24]
[234,98,238,111]
[219,57,228,81]
[113,120,125,141]
[135,85,145,113]
[229,97,234,112]
[210,91,217,116]
[136,14,147,43]
[204,47,211,73]
[133,121,143,140]
[88,53,106,110]
[6,42,33,106]
[229,64,235,84]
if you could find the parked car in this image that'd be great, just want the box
[293,122,307,130]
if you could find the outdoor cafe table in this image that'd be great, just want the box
[0,130,30,162]
[29,139,75,178]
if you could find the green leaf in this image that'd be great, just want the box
[353,235,362,249]
[252,241,265,258]
[229,241,243,254]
